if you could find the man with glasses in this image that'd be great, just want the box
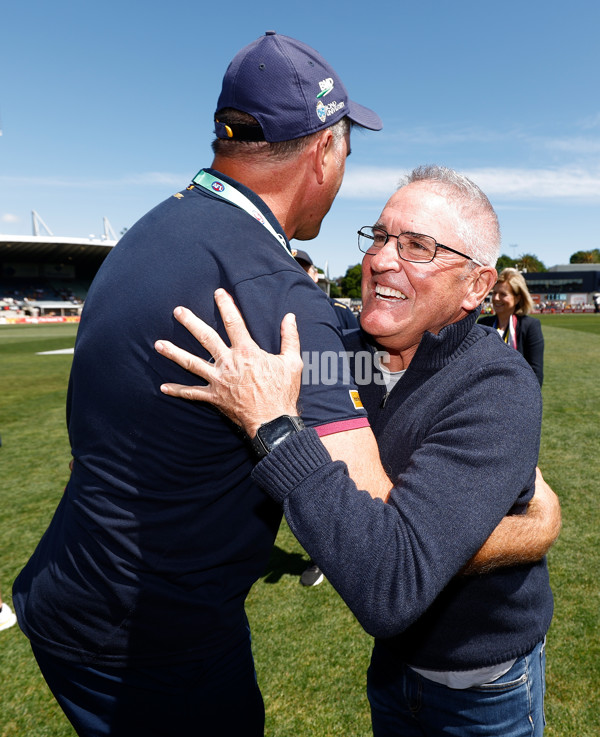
[156,165,557,736]
[357,227,485,265]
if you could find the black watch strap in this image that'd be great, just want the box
[249,415,305,460]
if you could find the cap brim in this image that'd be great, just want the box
[347,100,383,131]
[293,249,313,266]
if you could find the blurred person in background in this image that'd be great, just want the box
[0,433,17,632]
[293,248,358,587]
[0,586,17,632]
[294,248,359,332]
[479,267,544,385]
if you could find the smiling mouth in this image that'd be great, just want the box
[375,284,408,301]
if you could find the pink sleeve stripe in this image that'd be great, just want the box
[314,417,370,437]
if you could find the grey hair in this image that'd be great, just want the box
[401,165,500,267]
[212,111,351,163]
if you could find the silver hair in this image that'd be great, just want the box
[212,112,350,163]
[401,165,501,267]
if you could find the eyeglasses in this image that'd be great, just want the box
[357,226,483,266]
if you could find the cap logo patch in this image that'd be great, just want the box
[316,98,346,123]
[317,77,334,99]
[211,181,225,193]
[316,100,328,123]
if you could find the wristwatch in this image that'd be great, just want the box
[249,415,305,460]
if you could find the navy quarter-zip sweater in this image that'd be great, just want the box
[253,311,553,670]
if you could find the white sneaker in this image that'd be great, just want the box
[0,603,17,631]
[300,563,324,587]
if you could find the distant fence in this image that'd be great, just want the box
[538,306,596,314]
[0,315,81,325]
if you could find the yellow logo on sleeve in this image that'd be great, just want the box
[349,390,363,410]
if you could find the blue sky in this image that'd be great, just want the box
[1,1,599,277]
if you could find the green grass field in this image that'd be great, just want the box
[1,315,599,736]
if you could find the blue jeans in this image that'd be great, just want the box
[32,630,264,737]
[367,640,546,736]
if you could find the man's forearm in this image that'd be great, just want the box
[462,470,561,575]
[321,428,392,502]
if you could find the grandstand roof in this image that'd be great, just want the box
[547,263,600,272]
[0,234,117,265]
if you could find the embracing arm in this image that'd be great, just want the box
[462,467,561,575]
[250,422,548,638]
[248,360,550,637]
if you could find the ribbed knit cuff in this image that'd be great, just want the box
[251,428,333,504]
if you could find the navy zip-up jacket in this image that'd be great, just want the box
[253,311,553,670]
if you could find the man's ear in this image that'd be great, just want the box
[313,129,334,185]
[463,266,497,311]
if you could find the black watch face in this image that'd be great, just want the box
[253,416,303,458]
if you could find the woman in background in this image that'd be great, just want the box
[479,268,545,386]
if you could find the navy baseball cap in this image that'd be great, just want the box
[292,249,314,266]
[215,31,382,142]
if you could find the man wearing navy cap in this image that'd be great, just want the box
[293,248,359,334]
[13,31,386,737]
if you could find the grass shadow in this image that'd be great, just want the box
[262,545,308,583]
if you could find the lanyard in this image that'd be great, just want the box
[494,314,517,350]
[192,170,292,255]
